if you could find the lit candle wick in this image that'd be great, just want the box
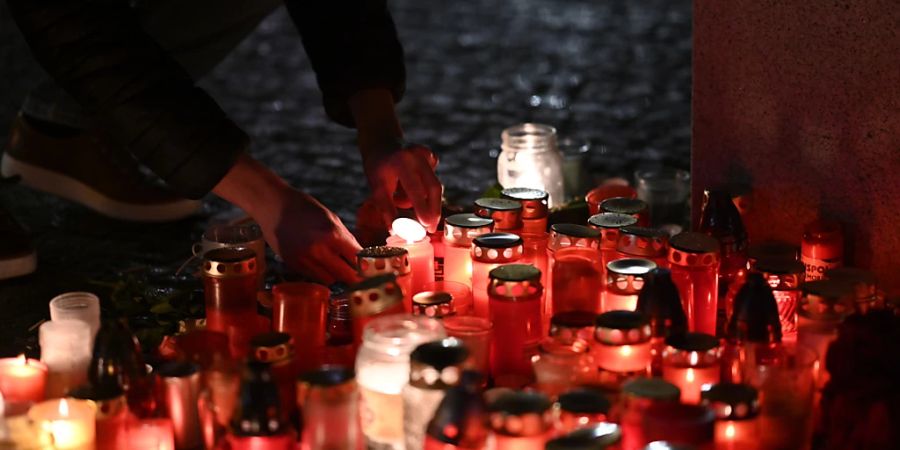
[725,422,736,439]
[16,354,27,366]
[620,345,632,356]
[58,398,69,417]
[686,367,695,383]
[391,218,426,244]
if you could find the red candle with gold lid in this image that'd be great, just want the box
[202,247,260,359]
[358,246,413,311]
[444,214,494,287]
[348,274,407,345]
[471,233,524,319]
[474,197,523,234]
[604,258,657,312]
[615,226,668,269]
[589,212,639,281]
[502,187,549,234]
[667,232,720,335]
[547,224,601,323]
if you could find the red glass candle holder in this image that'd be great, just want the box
[593,311,653,387]
[586,185,637,216]
[386,235,435,298]
[272,282,329,372]
[297,366,361,450]
[531,339,594,397]
[520,232,550,319]
[600,197,649,226]
[474,197,523,233]
[801,220,844,281]
[249,332,299,422]
[471,233,524,318]
[423,281,474,316]
[604,258,656,312]
[324,295,355,367]
[487,391,553,450]
[668,232,720,335]
[413,291,457,318]
[615,226,668,268]
[701,383,760,450]
[0,355,47,411]
[69,384,129,450]
[589,212,639,291]
[358,246,413,310]
[202,248,259,359]
[127,418,176,450]
[348,274,407,345]
[549,311,596,345]
[553,388,611,435]
[488,264,544,388]
[616,377,681,450]
[442,316,493,378]
[661,333,721,404]
[444,214,494,288]
[547,224,601,324]
[753,258,805,342]
[552,247,602,314]
[502,188,549,234]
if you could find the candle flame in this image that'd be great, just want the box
[689,351,699,366]
[620,345,632,356]
[725,422,736,439]
[686,368,695,383]
[58,399,69,417]
[16,354,27,365]
[391,218,426,244]
[0,390,5,417]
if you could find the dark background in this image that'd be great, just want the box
[0,0,691,353]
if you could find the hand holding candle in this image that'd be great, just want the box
[387,218,435,296]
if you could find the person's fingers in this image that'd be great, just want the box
[410,145,438,169]
[411,154,443,233]
[335,231,363,268]
[320,251,361,284]
[396,151,432,221]
[300,259,335,286]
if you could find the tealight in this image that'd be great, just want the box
[28,398,95,450]
[0,355,47,410]
[388,218,434,295]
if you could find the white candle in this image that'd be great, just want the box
[39,320,92,399]
[28,398,96,450]
[49,292,101,344]
[388,218,435,295]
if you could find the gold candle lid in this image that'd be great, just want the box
[474,198,523,231]
[488,391,553,437]
[348,274,404,318]
[412,291,457,318]
[409,338,470,389]
[701,383,759,420]
[249,332,295,365]
[668,232,720,267]
[548,223,601,251]
[501,188,549,220]
[203,247,257,279]
[594,310,652,345]
[357,246,411,277]
[616,226,668,258]
[488,264,543,301]
[444,214,494,246]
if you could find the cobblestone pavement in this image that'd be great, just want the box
[0,0,691,353]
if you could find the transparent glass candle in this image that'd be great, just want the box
[443,214,493,288]
[615,226,669,269]
[593,311,653,375]
[358,246,413,311]
[356,315,445,450]
[271,282,328,373]
[497,123,565,208]
[402,338,470,450]
[661,333,721,404]
[423,280,474,316]
[442,316,493,377]
[202,247,259,359]
[589,212,639,291]
[501,187,549,234]
[474,197,523,234]
[547,224,601,326]
[701,383,760,450]
[28,398,97,450]
[471,233,524,319]
[387,218,435,296]
[600,197,650,227]
[552,247,602,315]
[635,168,690,227]
[604,258,657,312]
[754,258,805,342]
[667,232,720,335]
[487,391,553,450]
[488,264,544,388]
[531,339,593,397]
[296,367,361,450]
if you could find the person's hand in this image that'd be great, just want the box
[360,141,442,233]
[213,154,361,285]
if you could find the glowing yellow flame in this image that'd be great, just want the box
[391,218,426,244]
[619,345,632,356]
[725,422,736,439]
[58,399,69,417]
[16,354,27,365]
[686,368,695,383]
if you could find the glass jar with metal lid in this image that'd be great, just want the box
[413,291,457,319]
[348,274,407,345]
[497,123,565,208]
[600,197,649,226]
[593,311,653,385]
[604,258,657,312]
[752,257,805,341]
[358,246,413,311]
[667,232,721,336]
[444,214,494,287]
[616,226,668,269]
[661,333,721,404]
[700,383,759,450]
[531,339,594,397]
[471,233,525,319]
[403,338,470,450]
[502,187,549,234]
[488,264,544,388]
[487,390,554,450]
[474,197,523,233]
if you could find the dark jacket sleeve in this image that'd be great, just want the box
[284,0,406,128]
[6,0,248,200]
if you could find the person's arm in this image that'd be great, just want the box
[6,0,245,199]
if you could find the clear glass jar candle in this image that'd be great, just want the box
[348,274,407,345]
[487,391,554,450]
[616,377,681,450]
[801,220,843,282]
[553,389,611,435]
[600,197,650,226]
[700,383,759,450]
[403,338,470,450]
[474,197,524,234]
[501,187,549,234]
[471,233,524,319]
[753,258,805,342]
[28,398,97,449]
[39,320,92,399]
[604,258,657,312]
[442,316,493,378]
[661,333,721,404]
[667,232,720,335]
[531,339,593,397]
[497,123,565,208]
[615,226,668,269]
[356,315,445,450]
[296,366,360,450]
[358,246,413,311]
[489,264,544,388]
[444,214,494,288]
[552,247,603,315]
[48,292,101,344]
[593,311,653,384]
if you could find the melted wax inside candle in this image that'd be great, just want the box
[392,218,426,244]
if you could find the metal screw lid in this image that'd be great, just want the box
[700,383,759,420]
[548,224,601,251]
[475,198,523,231]
[488,265,543,301]
[557,388,611,415]
[413,291,457,318]
[250,332,295,364]
[357,246,411,277]
[203,247,258,279]
[502,188,549,220]
[800,279,855,321]
[550,311,597,342]
[635,269,688,338]
[472,233,525,263]
[616,226,668,258]
[348,274,404,318]
[589,213,638,250]
[546,423,622,450]
[668,232,720,267]
[606,258,657,295]
[594,311,652,345]
[488,391,553,436]
[445,214,494,246]
[621,377,681,402]
[600,197,648,216]
[409,338,470,389]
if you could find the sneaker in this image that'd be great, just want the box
[2,113,200,222]
[0,201,36,280]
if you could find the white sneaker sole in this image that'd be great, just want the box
[1,153,200,222]
[0,250,36,280]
